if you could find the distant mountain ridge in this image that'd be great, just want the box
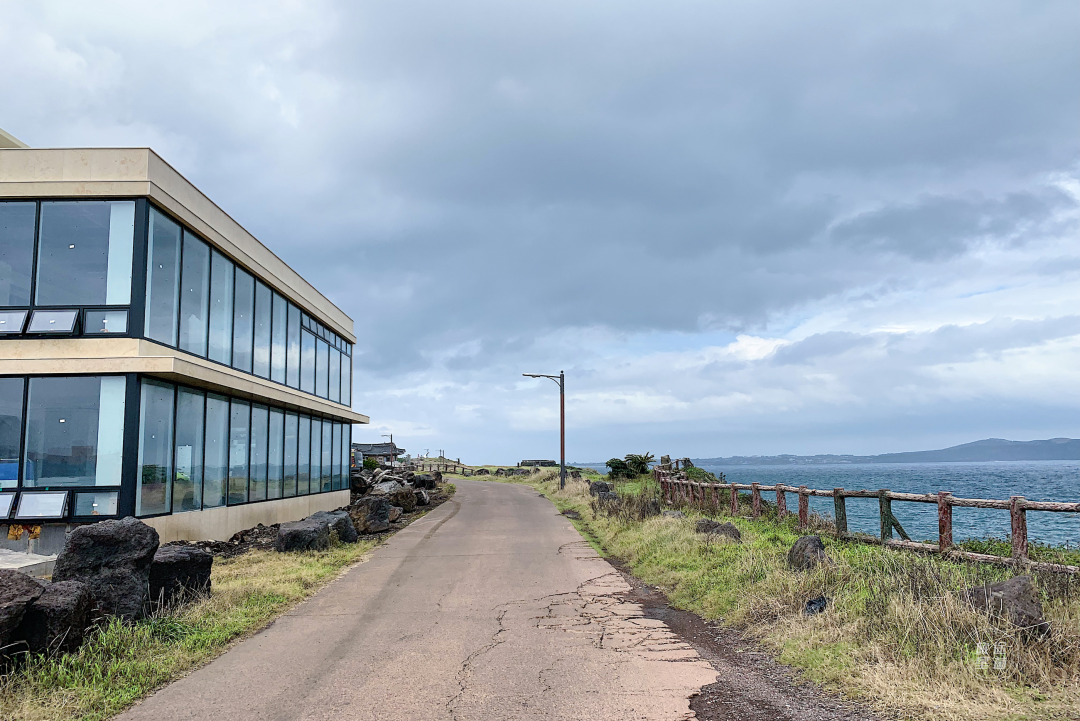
[694,438,1080,466]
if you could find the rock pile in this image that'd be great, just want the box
[695,519,742,542]
[589,481,613,496]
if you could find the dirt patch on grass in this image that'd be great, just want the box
[610,559,887,721]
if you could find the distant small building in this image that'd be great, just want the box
[352,443,406,466]
[519,460,557,467]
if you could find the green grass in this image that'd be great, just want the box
[490,469,1080,721]
[0,541,378,721]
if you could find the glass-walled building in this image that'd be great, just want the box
[0,147,367,553]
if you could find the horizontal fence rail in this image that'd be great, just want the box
[653,469,1080,574]
[416,463,466,474]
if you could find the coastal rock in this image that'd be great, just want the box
[695,519,741,542]
[149,545,213,605]
[415,473,436,489]
[388,506,403,522]
[275,518,330,552]
[387,487,418,513]
[589,481,613,496]
[351,497,391,534]
[965,575,1050,638]
[804,596,828,616]
[787,535,833,571]
[371,480,405,495]
[52,517,160,621]
[432,470,443,484]
[13,580,94,655]
[308,510,359,544]
[414,489,430,506]
[474,468,491,476]
[0,569,44,646]
[570,470,582,479]
[662,510,685,519]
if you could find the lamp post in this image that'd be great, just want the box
[522,371,565,489]
[382,433,393,469]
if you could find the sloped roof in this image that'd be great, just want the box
[352,442,405,455]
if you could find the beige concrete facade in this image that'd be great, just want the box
[0,338,367,423]
[143,490,351,543]
[0,147,353,341]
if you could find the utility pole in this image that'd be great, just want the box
[382,433,393,469]
[522,370,566,489]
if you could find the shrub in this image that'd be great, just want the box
[362,457,378,471]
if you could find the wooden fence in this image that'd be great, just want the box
[417,462,467,474]
[654,469,1080,574]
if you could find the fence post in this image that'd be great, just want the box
[937,491,953,552]
[711,483,718,509]
[729,487,738,516]
[798,486,808,529]
[1010,496,1028,560]
[833,488,847,535]
[878,489,893,541]
[776,487,787,519]
[751,483,761,518]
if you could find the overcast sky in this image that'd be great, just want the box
[3,1,1078,463]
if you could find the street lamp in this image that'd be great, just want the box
[522,371,566,489]
[381,433,393,469]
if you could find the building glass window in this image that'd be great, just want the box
[342,356,352,407]
[331,422,342,490]
[341,423,351,481]
[85,310,128,334]
[0,492,16,518]
[75,490,119,516]
[178,232,211,356]
[253,281,271,378]
[268,409,284,500]
[36,201,135,306]
[286,303,300,388]
[316,338,329,399]
[283,412,298,498]
[24,376,125,487]
[203,393,229,508]
[309,418,321,495]
[16,491,68,519]
[0,310,27,334]
[136,380,174,516]
[270,292,287,384]
[300,330,316,394]
[144,209,182,345]
[249,404,268,502]
[228,400,250,505]
[207,251,234,364]
[297,415,310,495]
[232,268,254,373]
[174,388,205,513]
[328,348,341,404]
[321,421,333,493]
[0,377,24,489]
[27,309,79,333]
[0,202,36,306]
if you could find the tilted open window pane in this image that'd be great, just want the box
[0,202,35,306]
[0,310,27,334]
[145,209,182,345]
[253,282,271,379]
[0,492,13,518]
[36,201,134,306]
[16,491,67,519]
[28,309,78,333]
[24,376,125,487]
[179,232,211,356]
[136,380,174,516]
[0,377,24,489]
[207,251,234,364]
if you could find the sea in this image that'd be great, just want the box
[572,460,1080,546]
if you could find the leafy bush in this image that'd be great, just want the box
[624,453,655,475]
[685,466,723,483]
[605,458,633,479]
[362,457,378,470]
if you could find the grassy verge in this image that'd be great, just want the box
[491,470,1080,721]
[1,540,385,721]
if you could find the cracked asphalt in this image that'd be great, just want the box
[116,479,717,720]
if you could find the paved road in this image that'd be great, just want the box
[118,480,717,721]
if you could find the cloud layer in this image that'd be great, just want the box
[2,0,1077,461]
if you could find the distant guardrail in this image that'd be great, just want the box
[654,468,1080,574]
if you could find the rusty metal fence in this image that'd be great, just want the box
[654,468,1080,574]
